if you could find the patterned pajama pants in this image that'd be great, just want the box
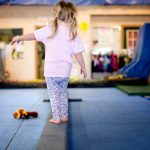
[45,77,69,120]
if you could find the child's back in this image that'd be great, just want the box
[34,22,84,77]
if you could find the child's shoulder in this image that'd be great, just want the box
[39,25,53,35]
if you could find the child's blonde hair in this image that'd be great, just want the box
[50,1,77,40]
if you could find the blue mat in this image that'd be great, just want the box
[0,89,50,150]
[1,88,150,150]
[67,88,150,150]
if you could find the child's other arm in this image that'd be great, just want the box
[11,33,35,45]
[74,52,87,79]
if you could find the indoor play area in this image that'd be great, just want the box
[0,0,150,150]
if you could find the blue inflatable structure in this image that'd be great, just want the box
[119,23,150,79]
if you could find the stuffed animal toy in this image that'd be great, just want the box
[13,108,38,119]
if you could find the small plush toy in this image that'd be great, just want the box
[13,108,38,119]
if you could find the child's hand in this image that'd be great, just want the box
[10,36,21,45]
[80,67,87,79]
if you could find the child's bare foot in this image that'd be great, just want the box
[49,119,61,124]
[61,116,68,122]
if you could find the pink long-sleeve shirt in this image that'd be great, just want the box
[34,24,85,77]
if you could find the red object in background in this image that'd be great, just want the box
[134,31,138,39]
[129,32,132,39]
[113,55,119,71]
[129,41,132,47]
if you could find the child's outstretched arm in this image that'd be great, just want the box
[11,33,35,45]
[74,52,87,79]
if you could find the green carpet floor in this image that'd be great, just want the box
[117,85,150,96]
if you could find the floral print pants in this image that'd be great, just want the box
[45,77,69,120]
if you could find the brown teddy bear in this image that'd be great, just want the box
[13,108,38,119]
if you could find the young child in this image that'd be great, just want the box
[11,1,87,124]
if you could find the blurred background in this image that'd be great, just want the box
[0,0,150,82]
